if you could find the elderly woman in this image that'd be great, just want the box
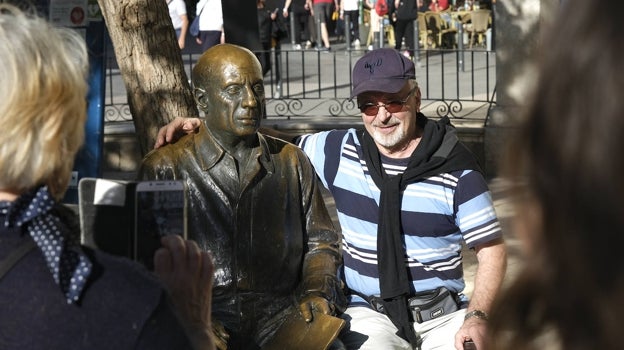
[0,5,213,350]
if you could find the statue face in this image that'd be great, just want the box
[198,47,265,141]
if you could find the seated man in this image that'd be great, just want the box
[139,43,345,349]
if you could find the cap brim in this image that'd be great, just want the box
[350,78,409,99]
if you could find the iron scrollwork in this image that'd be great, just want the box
[266,98,361,118]
[105,104,133,122]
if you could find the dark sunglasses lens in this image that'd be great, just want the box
[361,105,378,116]
[360,101,405,116]
[385,102,404,113]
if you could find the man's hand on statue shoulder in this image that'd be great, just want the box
[154,117,202,149]
[154,116,303,148]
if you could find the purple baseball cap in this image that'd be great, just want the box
[351,48,416,98]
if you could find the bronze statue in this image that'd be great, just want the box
[139,44,345,350]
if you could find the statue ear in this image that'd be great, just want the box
[194,87,209,110]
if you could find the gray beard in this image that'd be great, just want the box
[371,122,406,149]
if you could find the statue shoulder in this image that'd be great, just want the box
[143,144,183,167]
[260,133,310,160]
[146,132,199,162]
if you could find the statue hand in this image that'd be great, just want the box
[298,294,333,323]
[212,317,229,350]
[154,116,202,149]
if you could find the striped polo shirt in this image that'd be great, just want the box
[297,128,502,304]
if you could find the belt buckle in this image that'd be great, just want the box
[369,296,385,314]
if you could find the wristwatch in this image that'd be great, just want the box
[464,309,489,322]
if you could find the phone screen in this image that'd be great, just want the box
[134,180,187,269]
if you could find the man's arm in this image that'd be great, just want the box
[154,117,202,149]
[154,117,303,148]
[259,126,302,144]
[178,13,189,49]
[454,238,507,350]
[282,0,292,17]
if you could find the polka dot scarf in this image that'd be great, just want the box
[0,186,92,304]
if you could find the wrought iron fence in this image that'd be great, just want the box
[104,45,496,126]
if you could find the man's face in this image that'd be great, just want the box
[357,83,421,152]
[201,55,265,140]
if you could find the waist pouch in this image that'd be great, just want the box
[408,287,460,323]
[354,287,460,324]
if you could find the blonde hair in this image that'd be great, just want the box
[0,4,88,199]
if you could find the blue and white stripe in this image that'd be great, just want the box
[298,129,502,301]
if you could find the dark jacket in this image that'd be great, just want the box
[0,209,191,350]
[258,8,274,44]
[139,124,344,348]
[396,0,418,20]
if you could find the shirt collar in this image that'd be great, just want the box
[193,123,275,174]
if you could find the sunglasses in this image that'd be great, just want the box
[358,86,418,116]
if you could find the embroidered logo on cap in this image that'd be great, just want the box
[364,58,383,74]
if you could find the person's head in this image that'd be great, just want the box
[0,4,88,200]
[351,48,422,155]
[489,1,624,348]
[505,0,624,286]
[192,44,265,145]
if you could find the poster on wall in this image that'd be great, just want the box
[87,0,102,22]
[49,0,88,27]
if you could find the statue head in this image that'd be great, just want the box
[192,44,265,144]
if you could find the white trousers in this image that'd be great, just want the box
[339,306,466,350]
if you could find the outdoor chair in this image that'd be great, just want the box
[465,9,491,48]
[417,12,432,49]
[425,11,457,49]
[365,13,395,48]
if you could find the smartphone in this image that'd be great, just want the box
[463,340,477,350]
[134,180,187,269]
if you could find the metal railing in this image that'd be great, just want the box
[104,37,496,127]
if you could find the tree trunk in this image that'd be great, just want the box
[97,0,198,156]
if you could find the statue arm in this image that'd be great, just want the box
[297,153,346,321]
[299,242,346,320]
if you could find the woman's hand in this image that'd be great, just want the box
[154,235,215,350]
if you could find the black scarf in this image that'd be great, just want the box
[358,114,481,346]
